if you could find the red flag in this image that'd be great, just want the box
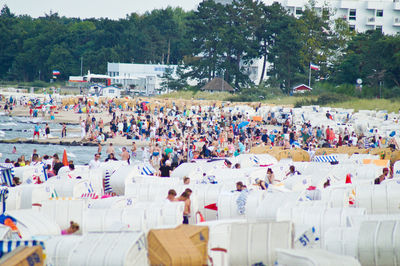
[62,149,69,166]
[345,174,352,184]
[204,203,218,211]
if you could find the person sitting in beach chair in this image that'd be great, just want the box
[61,221,79,235]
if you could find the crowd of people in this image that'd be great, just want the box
[1,95,400,226]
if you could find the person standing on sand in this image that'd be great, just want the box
[177,189,192,224]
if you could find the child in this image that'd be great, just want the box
[61,221,80,235]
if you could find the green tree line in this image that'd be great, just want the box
[0,1,399,96]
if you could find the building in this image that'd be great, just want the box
[293,84,313,93]
[107,63,178,94]
[216,0,400,35]
[215,0,400,85]
[265,0,400,35]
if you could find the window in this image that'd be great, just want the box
[376,10,383,17]
[322,8,330,18]
[295,7,303,15]
[349,25,356,31]
[349,9,356,20]
[376,25,382,32]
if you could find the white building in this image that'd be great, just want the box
[216,0,400,35]
[107,63,178,94]
[215,0,400,85]
[265,0,400,35]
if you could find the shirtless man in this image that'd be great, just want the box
[120,147,130,163]
[106,143,115,155]
[178,188,192,224]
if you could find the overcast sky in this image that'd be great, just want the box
[0,0,202,19]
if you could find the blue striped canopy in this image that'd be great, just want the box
[313,155,338,163]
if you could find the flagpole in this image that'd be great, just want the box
[308,62,311,87]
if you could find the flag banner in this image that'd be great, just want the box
[310,63,320,71]
[52,70,60,75]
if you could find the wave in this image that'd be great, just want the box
[0,122,18,126]
[67,152,77,158]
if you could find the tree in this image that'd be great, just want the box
[255,2,293,85]
[297,0,352,81]
[0,5,17,79]
[160,67,175,93]
[268,16,303,94]
[185,0,225,82]
[185,0,259,88]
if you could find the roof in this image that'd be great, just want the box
[293,84,312,91]
[200,78,234,92]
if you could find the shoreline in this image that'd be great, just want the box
[0,136,150,147]
[3,105,150,147]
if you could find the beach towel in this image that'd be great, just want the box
[236,190,249,215]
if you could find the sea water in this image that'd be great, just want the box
[0,115,143,165]
[0,115,80,139]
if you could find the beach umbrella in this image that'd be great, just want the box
[238,121,249,128]
[62,149,69,166]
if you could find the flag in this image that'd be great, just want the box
[204,203,218,211]
[52,70,61,75]
[310,63,320,71]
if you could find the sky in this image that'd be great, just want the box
[0,0,203,19]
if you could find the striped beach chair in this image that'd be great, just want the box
[0,164,14,187]
[140,164,155,175]
[104,169,113,194]
[81,193,99,199]
[0,188,8,214]
[0,240,44,257]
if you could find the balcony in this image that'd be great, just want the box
[394,0,400,11]
[394,18,400,26]
[366,17,376,25]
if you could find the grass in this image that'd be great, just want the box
[157,90,233,101]
[158,91,400,113]
[328,98,400,113]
